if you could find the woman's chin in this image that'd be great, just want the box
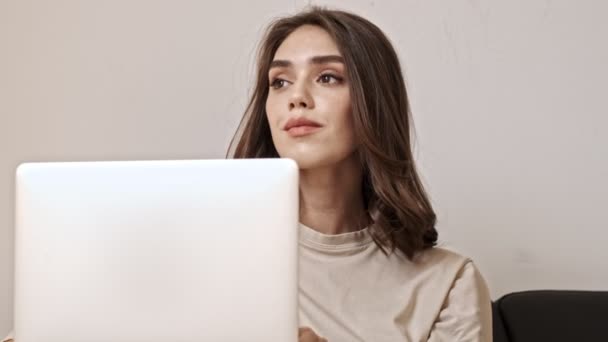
[275,144,358,171]
[278,154,330,171]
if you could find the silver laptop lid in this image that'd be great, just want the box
[14,159,299,342]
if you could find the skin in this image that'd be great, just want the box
[266,24,370,341]
[266,24,369,236]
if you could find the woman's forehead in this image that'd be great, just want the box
[273,25,342,62]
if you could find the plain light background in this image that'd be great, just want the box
[1,0,607,335]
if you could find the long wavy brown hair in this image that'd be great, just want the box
[227,7,437,259]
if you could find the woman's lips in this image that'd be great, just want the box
[283,117,323,137]
[286,125,322,137]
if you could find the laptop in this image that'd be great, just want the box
[13,158,299,342]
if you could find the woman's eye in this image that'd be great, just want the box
[318,74,343,84]
[270,78,287,89]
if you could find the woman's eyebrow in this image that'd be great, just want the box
[310,55,344,65]
[269,55,345,70]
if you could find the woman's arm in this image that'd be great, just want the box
[428,261,493,342]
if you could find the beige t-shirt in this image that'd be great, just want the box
[3,224,492,342]
[298,223,492,342]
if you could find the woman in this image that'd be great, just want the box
[3,6,492,342]
[229,6,492,342]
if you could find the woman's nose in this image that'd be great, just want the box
[289,99,309,110]
[288,83,314,110]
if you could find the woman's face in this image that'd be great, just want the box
[265,25,357,170]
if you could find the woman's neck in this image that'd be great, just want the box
[298,156,369,235]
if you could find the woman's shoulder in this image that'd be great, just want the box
[415,246,489,293]
[420,248,493,341]
[415,245,472,267]
[407,245,485,281]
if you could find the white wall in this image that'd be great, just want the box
[1,0,607,335]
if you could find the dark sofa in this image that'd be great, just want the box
[492,290,608,342]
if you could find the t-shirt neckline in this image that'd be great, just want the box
[298,222,373,250]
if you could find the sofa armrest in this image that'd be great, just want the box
[496,290,608,342]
